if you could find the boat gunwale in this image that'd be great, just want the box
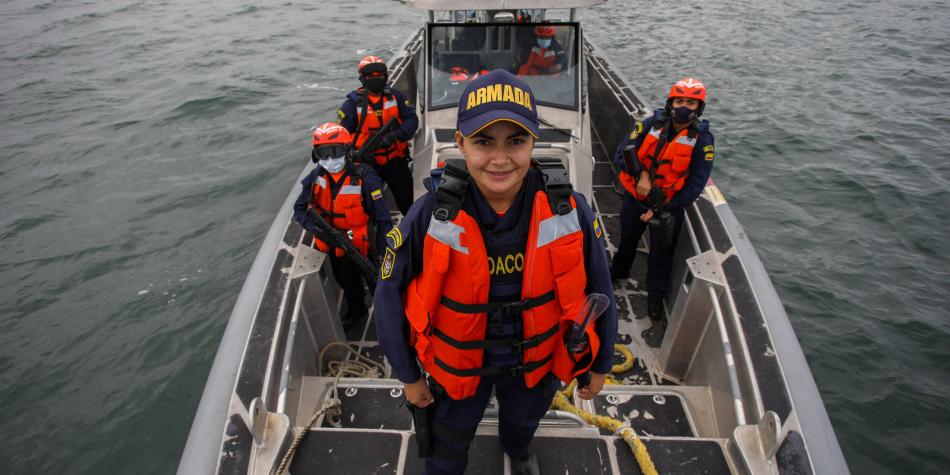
[179,18,849,475]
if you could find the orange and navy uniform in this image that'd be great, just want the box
[374,164,617,397]
[292,162,393,258]
[517,41,567,76]
[338,87,418,166]
[614,111,715,211]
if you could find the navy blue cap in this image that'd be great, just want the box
[456,69,540,138]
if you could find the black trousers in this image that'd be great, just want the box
[372,157,414,216]
[610,194,685,299]
[422,374,560,475]
[329,253,366,319]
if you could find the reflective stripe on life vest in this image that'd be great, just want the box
[517,47,559,76]
[310,168,370,257]
[619,123,698,203]
[354,92,407,166]
[404,188,599,400]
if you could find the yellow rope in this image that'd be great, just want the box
[551,344,658,475]
[612,343,636,374]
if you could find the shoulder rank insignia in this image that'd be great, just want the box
[380,247,396,280]
[386,228,403,250]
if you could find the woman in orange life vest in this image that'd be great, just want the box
[292,122,393,329]
[609,78,715,347]
[373,70,617,475]
[338,56,419,216]
[517,25,566,76]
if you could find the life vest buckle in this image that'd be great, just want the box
[506,363,533,376]
[494,299,528,317]
[504,354,551,376]
[433,207,450,222]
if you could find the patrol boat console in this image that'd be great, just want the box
[178,1,848,473]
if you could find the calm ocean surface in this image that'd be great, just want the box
[1,0,948,473]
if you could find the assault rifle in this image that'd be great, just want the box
[306,208,378,293]
[351,118,400,166]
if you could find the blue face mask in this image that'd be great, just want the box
[671,106,696,124]
[537,38,552,49]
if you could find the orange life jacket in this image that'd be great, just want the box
[403,160,600,400]
[353,90,407,166]
[310,167,370,257]
[619,121,699,203]
[518,46,558,76]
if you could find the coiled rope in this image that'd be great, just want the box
[277,340,389,474]
[550,343,658,475]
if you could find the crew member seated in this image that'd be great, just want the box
[517,25,566,76]
[293,122,393,329]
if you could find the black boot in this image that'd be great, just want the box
[641,319,667,348]
[511,452,540,475]
[647,295,664,321]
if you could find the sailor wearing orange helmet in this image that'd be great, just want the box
[337,55,419,216]
[293,122,393,328]
[517,25,566,76]
[610,78,715,346]
[374,70,617,475]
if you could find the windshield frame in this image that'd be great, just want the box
[426,21,581,112]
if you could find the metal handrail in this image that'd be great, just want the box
[709,286,747,426]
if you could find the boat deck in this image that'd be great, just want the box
[283,129,739,474]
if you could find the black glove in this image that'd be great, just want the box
[376,132,397,150]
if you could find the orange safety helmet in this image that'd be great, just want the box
[667,77,707,116]
[358,55,387,75]
[534,25,556,38]
[312,122,352,147]
[668,77,707,103]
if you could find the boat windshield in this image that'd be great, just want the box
[428,23,578,111]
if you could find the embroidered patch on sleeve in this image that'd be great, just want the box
[371,189,383,200]
[705,152,715,161]
[629,121,643,140]
[386,228,403,249]
[593,218,603,239]
[337,109,345,122]
[703,145,715,152]
[380,247,396,279]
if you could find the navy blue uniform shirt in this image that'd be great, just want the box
[374,168,618,384]
[292,163,393,256]
[612,111,715,212]
[338,88,419,143]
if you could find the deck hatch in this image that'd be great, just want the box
[593,393,696,437]
[614,438,730,475]
[319,386,413,431]
[290,431,402,474]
